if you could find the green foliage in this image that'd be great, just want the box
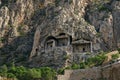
[112,54,119,60]
[63,55,70,60]
[0,65,8,77]
[58,62,87,75]
[79,62,86,69]
[70,62,86,69]
[89,0,111,12]
[0,37,6,43]
[17,25,26,36]
[55,0,61,6]
[0,65,56,80]
[57,53,107,73]
[25,68,41,80]
[98,5,110,12]
[7,73,16,78]
[71,63,80,69]
[8,66,27,80]
[57,68,65,75]
[117,48,120,54]
[86,53,107,66]
[0,0,17,7]
[41,67,56,80]
[96,32,102,37]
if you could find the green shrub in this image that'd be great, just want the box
[0,37,6,43]
[79,62,86,69]
[0,65,57,80]
[63,55,70,60]
[112,54,119,60]
[9,66,27,80]
[59,53,107,71]
[71,63,80,69]
[96,32,102,37]
[86,53,107,67]
[17,25,26,36]
[41,67,56,80]
[89,0,111,13]
[98,5,109,12]
[57,68,65,75]
[25,68,41,80]
[55,0,61,6]
[7,73,16,78]
[0,65,8,77]
[117,48,120,54]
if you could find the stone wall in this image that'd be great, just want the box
[102,62,120,80]
[57,61,120,80]
[58,67,101,80]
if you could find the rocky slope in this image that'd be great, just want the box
[0,0,120,66]
[85,0,120,51]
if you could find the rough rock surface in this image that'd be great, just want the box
[29,0,97,68]
[57,61,120,80]
[85,0,120,50]
[0,0,35,65]
[0,0,119,67]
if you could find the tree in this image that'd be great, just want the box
[41,67,56,80]
[26,68,41,80]
[0,65,8,77]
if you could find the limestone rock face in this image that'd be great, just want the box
[0,0,34,37]
[112,1,120,48]
[0,6,10,38]
[29,0,120,68]
[84,0,120,51]
[0,0,35,65]
[0,0,35,55]
[30,48,67,68]
[30,0,97,68]
[0,0,120,67]
[86,11,114,50]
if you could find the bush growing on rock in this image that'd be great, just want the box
[112,54,119,60]
[86,53,107,67]
[57,68,65,75]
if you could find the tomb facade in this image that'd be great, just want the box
[30,31,98,68]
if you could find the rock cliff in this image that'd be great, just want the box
[0,0,119,67]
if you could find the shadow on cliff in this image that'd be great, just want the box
[0,28,36,67]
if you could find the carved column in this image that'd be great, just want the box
[90,42,93,53]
